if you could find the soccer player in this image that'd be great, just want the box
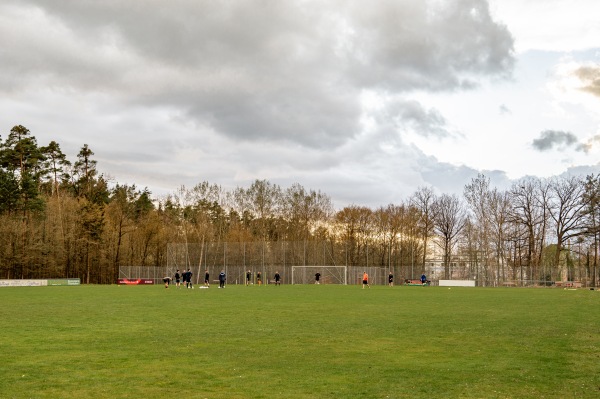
[163,276,171,288]
[204,269,210,287]
[315,272,321,284]
[218,270,226,288]
[274,271,281,286]
[388,272,394,287]
[362,271,370,289]
[421,273,427,285]
[175,269,181,288]
[257,271,262,285]
[246,270,251,286]
[181,269,190,288]
[187,269,193,289]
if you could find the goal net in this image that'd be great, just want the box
[291,266,347,285]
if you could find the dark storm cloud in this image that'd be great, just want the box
[532,130,579,151]
[344,0,514,91]
[1,0,514,149]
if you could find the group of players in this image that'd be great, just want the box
[245,270,282,286]
[163,269,285,288]
[163,269,427,288]
[163,269,227,289]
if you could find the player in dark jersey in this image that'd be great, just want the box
[218,270,226,288]
[175,270,181,288]
[187,269,193,289]
[246,270,252,286]
[388,272,394,287]
[274,271,281,286]
[315,272,321,284]
[204,270,210,287]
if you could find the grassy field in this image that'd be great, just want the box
[0,283,599,398]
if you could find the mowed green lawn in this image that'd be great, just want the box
[0,284,599,399]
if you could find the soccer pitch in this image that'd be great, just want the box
[1,284,598,398]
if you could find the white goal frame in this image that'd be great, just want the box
[291,266,347,285]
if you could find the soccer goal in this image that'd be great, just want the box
[291,266,347,285]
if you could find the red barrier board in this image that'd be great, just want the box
[117,279,154,285]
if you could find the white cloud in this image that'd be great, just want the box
[489,0,600,53]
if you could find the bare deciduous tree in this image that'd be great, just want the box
[546,176,588,279]
[433,194,467,279]
[411,186,437,271]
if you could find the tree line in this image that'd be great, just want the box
[1,125,598,285]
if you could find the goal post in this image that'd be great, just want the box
[291,266,347,285]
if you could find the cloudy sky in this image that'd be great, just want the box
[1,0,599,208]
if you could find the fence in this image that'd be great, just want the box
[117,241,598,288]
[118,264,392,286]
[163,241,425,283]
